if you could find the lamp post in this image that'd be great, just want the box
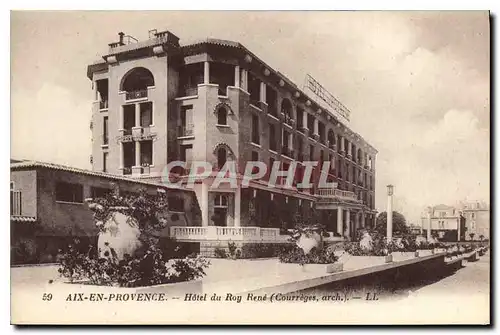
[426,206,432,241]
[386,185,394,242]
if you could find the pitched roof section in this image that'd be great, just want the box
[10,160,176,190]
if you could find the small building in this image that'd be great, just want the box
[10,160,198,264]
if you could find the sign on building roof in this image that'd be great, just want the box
[303,74,351,122]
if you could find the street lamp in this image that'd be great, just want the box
[386,185,394,241]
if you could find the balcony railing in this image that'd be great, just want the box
[123,167,132,175]
[10,190,22,216]
[125,89,148,101]
[317,188,359,202]
[281,146,294,158]
[170,226,285,242]
[178,124,194,137]
[99,100,109,110]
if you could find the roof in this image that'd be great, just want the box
[86,33,378,154]
[10,160,180,190]
[433,204,455,210]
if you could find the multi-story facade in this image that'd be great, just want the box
[459,201,490,240]
[419,202,490,242]
[86,30,378,247]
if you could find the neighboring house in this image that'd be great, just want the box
[10,161,197,264]
[419,202,489,242]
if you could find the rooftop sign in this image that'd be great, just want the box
[303,74,351,122]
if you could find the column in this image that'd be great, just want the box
[241,69,248,91]
[337,207,343,235]
[234,65,240,88]
[119,142,124,169]
[289,132,293,151]
[387,185,394,241]
[204,61,210,85]
[260,82,266,103]
[234,188,241,227]
[302,112,308,131]
[364,153,368,167]
[313,118,319,135]
[340,136,345,153]
[135,103,140,127]
[201,183,209,226]
[427,207,432,240]
[345,210,351,240]
[347,140,352,157]
[135,141,141,167]
[119,106,124,130]
[361,211,366,228]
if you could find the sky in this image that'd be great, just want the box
[10,11,490,223]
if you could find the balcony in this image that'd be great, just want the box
[170,226,288,242]
[125,89,148,101]
[178,124,194,138]
[99,100,109,110]
[123,167,132,175]
[316,188,360,202]
[281,146,294,159]
[10,190,22,216]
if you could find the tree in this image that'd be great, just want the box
[469,233,476,241]
[479,234,485,241]
[374,211,409,237]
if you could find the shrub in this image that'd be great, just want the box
[58,240,210,287]
[240,243,283,258]
[227,242,238,259]
[278,244,337,265]
[213,247,227,259]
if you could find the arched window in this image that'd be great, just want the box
[217,107,228,125]
[121,67,155,92]
[217,147,227,170]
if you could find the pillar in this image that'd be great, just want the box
[313,118,319,136]
[135,141,141,167]
[361,211,366,228]
[119,106,124,129]
[119,142,123,169]
[241,69,248,91]
[337,207,343,235]
[347,140,352,157]
[260,82,266,103]
[234,65,240,88]
[234,188,241,227]
[340,136,345,153]
[427,207,432,240]
[135,103,140,127]
[302,112,308,131]
[387,185,394,241]
[204,61,210,85]
[345,210,351,239]
[201,183,209,226]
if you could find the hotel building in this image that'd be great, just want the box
[87,30,378,246]
[10,29,379,262]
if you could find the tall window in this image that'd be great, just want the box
[140,140,153,166]
[217,107,228,125]
[248,72,260,105]
[266,86,277,116]
[213,194,229,226]
[56,182,83,203]
[217,147,227,170]
[297,108,304,131]
[140,102,153,127]
[252,114,260,144]
[103,116,109,145]
[269,124,276,151]
[180,105,194,137]
[309,145,314,161]
[103,152,108,172]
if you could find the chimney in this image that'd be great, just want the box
[118,32,125,45]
